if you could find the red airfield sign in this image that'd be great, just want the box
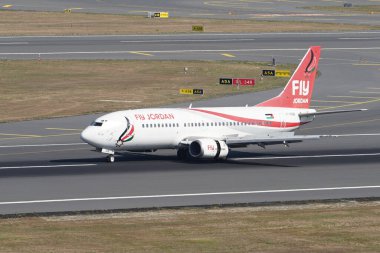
[232,78,255,86]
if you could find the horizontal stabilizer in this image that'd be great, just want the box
[299,109,367,117]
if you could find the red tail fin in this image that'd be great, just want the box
[255,46,321,109]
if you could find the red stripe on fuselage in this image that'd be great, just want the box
[190,109,300,128]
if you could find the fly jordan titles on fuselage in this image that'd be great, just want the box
[81,46,366,162]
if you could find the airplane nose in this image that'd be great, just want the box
[81,128,95,146]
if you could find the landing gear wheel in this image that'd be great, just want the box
[106,155,115,163]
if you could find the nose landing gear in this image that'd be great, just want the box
[99,148,116,163]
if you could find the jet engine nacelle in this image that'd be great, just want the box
[189,139,229,159]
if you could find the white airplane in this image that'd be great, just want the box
[81,46,366,162]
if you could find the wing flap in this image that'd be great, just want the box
[225,132,323,147]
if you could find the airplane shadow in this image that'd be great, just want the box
[0,151,295,178]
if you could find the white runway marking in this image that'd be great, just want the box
[0,185,379,205]
[339,37,380,40]
[0,47,379,56]
[232,152,380,161]
[0,143,86,148]
[120,39,256,43]
[0,164,96,170]
[0,42,28,45]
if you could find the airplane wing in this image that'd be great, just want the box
[224,132,325,148]
[225,132,380,148]
[179,132,380,148]
[179,132,325,148]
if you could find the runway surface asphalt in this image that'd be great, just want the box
[0,31,380,215]
[1,31,380,61]
[2,0,380,25]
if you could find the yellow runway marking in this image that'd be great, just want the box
[329,95,380,99]
[45,128,83,131]
[129,51,153,56]
[312,99,356,104]
[318,97,380,111]
[0,133,42,138]
[0,148,89,157]
[350,91,380,94]
[300,118,380,131]
[0,133,80,140]
[353,63,380,66]
[221,53,235,58]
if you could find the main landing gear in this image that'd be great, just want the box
[106,154,115,163]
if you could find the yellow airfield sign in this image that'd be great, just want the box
[275,70,291,77]
[180,88,204,95]
[192,25,204,32]
[154,12,169,18]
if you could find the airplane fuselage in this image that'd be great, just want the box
[81,107,316,151]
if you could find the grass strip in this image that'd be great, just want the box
[1,201,380,252]
[0,60,294,122]
[0,10,378,36]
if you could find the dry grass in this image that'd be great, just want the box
[0,60,292,122]
[1,201,380,252]
[302,5,380,14]
[0,11,377,36]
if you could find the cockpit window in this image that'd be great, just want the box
[91,121,103,127]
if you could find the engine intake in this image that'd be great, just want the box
[189,139,228,159]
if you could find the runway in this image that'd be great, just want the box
[3,0,380,25]
[0,129,380,215]
[0,31,380,214]
[1,31,380,61]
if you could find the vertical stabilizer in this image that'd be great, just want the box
[255,46,321,109]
